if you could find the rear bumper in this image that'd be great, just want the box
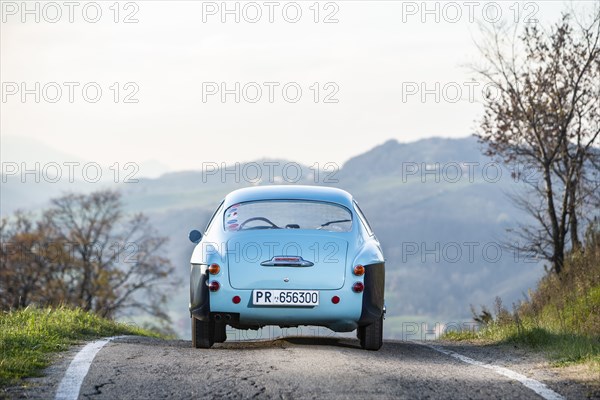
[190,262,385,331]
[210,288,362,332]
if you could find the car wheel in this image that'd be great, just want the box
[360,314,383,351]
[214,322,227,343]
[192,316,214,349]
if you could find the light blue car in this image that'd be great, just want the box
[188,185,385,350]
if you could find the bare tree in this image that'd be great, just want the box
[0,190,177,322]
[474,8,600,274]
[0,212,70,309]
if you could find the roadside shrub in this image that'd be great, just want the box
[471,223,600,339]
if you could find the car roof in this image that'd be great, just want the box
[223,185,354,209]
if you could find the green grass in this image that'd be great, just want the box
[443,316,600,369]
[446,324,598,360]
[445,227,600,371]
[0,306,162,388]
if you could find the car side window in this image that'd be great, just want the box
[353,201,374,236]
[205,200,224,234]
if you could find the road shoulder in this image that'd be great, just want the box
[433,339,600,399]
[2,336,150,400]
[2,342,85,400]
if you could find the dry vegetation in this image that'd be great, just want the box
[447,224,600,368]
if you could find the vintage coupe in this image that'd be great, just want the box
[188,185,385,350]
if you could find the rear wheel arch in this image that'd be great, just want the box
[358,261,385,326]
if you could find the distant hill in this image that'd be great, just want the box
[339,136,488,182]
[1,136,544,338]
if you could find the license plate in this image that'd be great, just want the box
[253,290,319,306]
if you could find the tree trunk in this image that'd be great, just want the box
[543,164,563,274]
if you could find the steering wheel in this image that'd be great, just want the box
[239,217,279,230]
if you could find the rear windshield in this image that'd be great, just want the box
[223,200,352,232]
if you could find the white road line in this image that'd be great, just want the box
[55,336,123,400]
[423,344,565,400]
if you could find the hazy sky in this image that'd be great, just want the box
[1,1,577,175]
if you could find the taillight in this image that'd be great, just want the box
[353,265,365,276]
[208,263,220,275]
[352,282,364,293]
[208,281,220,292]
[232,295,241,304]
[331,296,340,304]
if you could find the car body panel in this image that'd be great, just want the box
[227,230,349,290]
[189,185,385,333]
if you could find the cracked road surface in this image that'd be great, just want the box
[61,336,568,399]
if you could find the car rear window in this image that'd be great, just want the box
[223,200,352,232]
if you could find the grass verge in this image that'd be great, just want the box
[444,225,600,372]
[444,323,600,369]
[0,306,162,388]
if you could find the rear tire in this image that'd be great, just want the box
[360,314,383,351]
[214,322,227,343]
[192,317,214,349]
[358,326,366,348]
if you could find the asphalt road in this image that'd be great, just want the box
[65,336,561,400]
